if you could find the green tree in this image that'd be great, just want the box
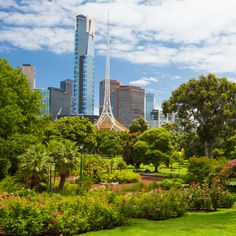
[45,116,96,151]
[122,132,142,168]
[163,74,236,157]
[213,131,236,159]
[129,117,148,133]
[162,123,183,150]
[138,128,174,172]
[0,59,42,138]
[0,59,43,178]
[48,139,79,192]
[16,143,49,191]
[133,140,149,167]
[181,131,205,158]
[96,131,125,157]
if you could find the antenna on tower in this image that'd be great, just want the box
[94,13,127,131]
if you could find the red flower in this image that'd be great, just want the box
[51,219,57,223]
[38,201,45,205]
[52,213,58,217]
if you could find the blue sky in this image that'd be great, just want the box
[1,0,236,114]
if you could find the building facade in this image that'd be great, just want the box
[73,14,95,115]
[60,79,74,115]
[99,79,120,118]
[149,109,178,128]
[49,79,74,120]
[37,89,50,116]
[117,85,145,128]
[19,64,35,89]
[145,92,155,121]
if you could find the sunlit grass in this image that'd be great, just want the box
[84,206,236,236]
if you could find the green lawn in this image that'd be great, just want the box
[84,207,236,236]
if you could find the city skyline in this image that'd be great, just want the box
[1,0,236,114]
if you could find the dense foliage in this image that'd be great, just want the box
[163,74,236,157]
[137,128,174,172]
[129,118,148,133]
[0,59,43,178]
[0,191,126,236]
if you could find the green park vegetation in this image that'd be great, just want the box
[0,59,236,235]
[84,206,236,236]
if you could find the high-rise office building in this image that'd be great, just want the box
[60,79,74,115]
[117,85,145,128]
[149,109,178,128]
[37,89,50,116]
[99,79,120,118]
[146,92,155,121]
[49,79,74,120]
[19,64,35,89]
[73,14,95,115]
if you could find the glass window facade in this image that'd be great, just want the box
[37,89,50,116]
[73,15,95,115]
[146,92,155,121]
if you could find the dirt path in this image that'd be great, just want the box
[92,175,164,191]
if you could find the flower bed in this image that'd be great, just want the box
[0,192,126,236]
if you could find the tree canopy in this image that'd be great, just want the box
[45,116,96,152]
[129,117,148,133]
[0,59,43,178]
[162,74,236,157]
[0,59,42,139]
[137,128,174,172]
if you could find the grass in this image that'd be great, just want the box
[84,207,236,236]
[139,162,188,179]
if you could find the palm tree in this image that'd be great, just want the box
[17,143,49,191]
[48,139,79,192]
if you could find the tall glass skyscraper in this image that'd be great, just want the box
[73,15,95,115]
[146,92,155,121]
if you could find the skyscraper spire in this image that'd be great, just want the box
[94,14,127,131]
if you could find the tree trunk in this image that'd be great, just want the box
[204,141,209,157]
[58,175,67,192]
[135,163,140,169]
[154,165,159,172]
[204,140,213,158]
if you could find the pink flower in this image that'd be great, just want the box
[38,201,45,205]
[52,213,58,217]
[51,219,57,223]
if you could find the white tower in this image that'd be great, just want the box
[94,16,127,131]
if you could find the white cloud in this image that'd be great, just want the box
[1,0,236,74]
[129,76,158,87]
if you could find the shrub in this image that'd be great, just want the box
[101,170,140,183]
[187,157,226,184]
[185,184,213,211]
[160,178,183,190]
[0,191,126,236]
[119,189,188,220]
[185,181,236,211]
[0,176,24,193]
